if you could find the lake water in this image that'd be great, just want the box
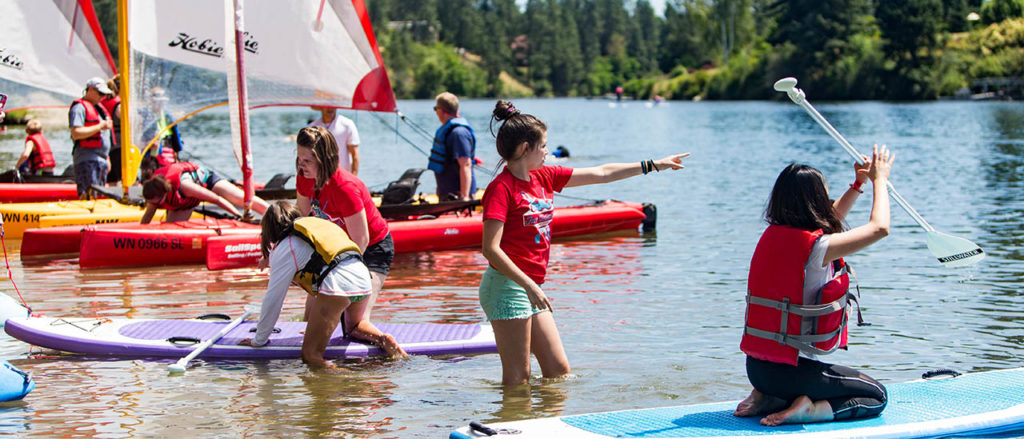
[0,98,1021,437]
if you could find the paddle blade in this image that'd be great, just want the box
[927,231,985,267]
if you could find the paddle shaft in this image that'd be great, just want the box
[171,310,253,370]
[785,89,936,233]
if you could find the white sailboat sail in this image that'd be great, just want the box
[126,0,396,185]
[0,0,116,104]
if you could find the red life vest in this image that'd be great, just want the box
[100,96,120,147]
[71,98,109,149]
[740,225,852,366]
[152,162,201,211]
[26,133,56,171]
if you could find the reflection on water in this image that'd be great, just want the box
[0,100,1022,437]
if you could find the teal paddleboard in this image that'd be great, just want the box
[452,368,1024,438]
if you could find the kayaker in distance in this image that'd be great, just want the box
[735,145,895,426]
[15,120,56,177]
[238,201,406,367]
[140,161,269,224]
[480,99,689,386]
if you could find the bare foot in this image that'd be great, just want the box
[735,389,787,417]
[734,389,765,417]
[379,333,409,359]
[760,395,833,426]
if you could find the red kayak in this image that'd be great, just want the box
[207,200,649,270]
[20,219,257,261]
[0,183,85,203]
[23,200,651,270]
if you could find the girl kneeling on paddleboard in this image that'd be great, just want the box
[481,100,689,386]
[735,145,895,426]
[239,201,406,367]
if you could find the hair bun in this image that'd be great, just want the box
[492,100,520,122]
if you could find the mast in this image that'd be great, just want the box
[117,0,135,199]
[225,0,254,216]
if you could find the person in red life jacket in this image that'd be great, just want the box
[237,201,406,367]
[69,77,114,199]
[139,161,269,224]
[293,126,393,324]
[480,100,689,386]
[15,120,56,176]
[734,145,896,426]
[140,87,184,166]
[100,75,123,184]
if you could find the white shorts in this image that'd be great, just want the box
[317,257,372,298]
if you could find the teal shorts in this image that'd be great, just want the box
[478,267,547,321]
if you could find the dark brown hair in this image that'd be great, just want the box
[260,201,303,259]
[142,174,171,202]
[489,100,546,168]
[295,126,339,189]
[765,163,844,234]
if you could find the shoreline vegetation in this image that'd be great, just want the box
[51,1,1024,103]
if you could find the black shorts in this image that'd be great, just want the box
[363,233,394,276]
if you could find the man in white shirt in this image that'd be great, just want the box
[308,106,361,175]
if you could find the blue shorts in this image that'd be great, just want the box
[478,266,547,321]
[184,168,223,190]
[74,160,109,196]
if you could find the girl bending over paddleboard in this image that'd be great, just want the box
[480,100,688,386]
[293,126,393,324]
[239,201,406,367]
[735,145,895,426]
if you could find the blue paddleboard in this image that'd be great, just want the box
[452,368,1024,438]
[0,361,33,402]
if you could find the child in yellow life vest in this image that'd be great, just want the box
[239,201,406,367]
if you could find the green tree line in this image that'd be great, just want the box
[92,0,1024,100]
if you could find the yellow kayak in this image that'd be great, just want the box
[0,200,182,238]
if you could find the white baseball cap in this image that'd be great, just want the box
[84,77,113,95]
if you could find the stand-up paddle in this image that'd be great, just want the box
[168,304,259,373]
[773,77,984,267]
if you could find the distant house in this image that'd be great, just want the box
[511,34,529,67]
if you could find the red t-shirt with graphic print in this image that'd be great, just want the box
[296,168,389,245]
[482,165,573,285]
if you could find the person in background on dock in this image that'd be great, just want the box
[140,87,184,166]
[294,126,393,322]
[15,120,56,176]
[308,106,361,175]
[140,161,269,224]
[734,145,895,426]
[480,99,689,386]
[428,92,477,201]
[239,201,406,367]
[100,75,123,184]
[69,77,113,200]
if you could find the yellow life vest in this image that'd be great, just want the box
[289,217,361,296]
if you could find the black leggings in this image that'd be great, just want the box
[746,356,887,421]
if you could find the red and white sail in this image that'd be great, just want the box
[0,0,117,100]
[128,0,396,111]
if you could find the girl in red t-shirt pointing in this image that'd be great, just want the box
[480,100,689,386]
